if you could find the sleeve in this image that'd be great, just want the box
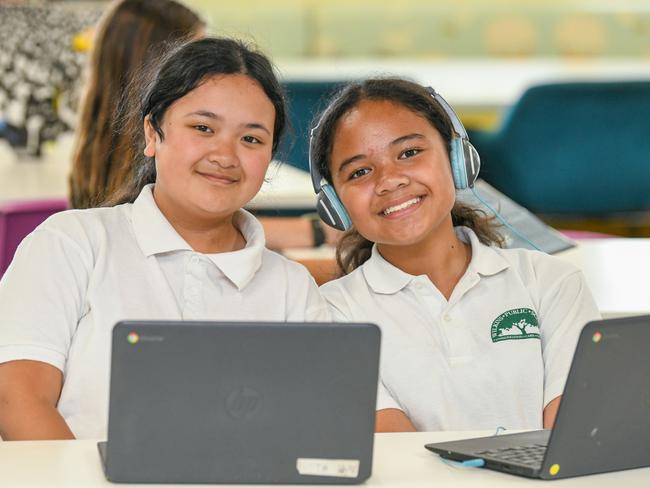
[538,269,601,407]
[0,225,91,372]
[319,281,354,324]
[320,283,403,412]
[284,263,331,322]
[376,379,402,412]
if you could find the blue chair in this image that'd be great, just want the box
[279,81,343,172]
[469,81,650,216]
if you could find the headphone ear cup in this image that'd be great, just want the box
[450,138,481,189]
[463,141,481,188]
[450,138,468,189]
[316,184,352,231]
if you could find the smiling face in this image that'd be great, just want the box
[329,99,457,248]
[144,74,275,224]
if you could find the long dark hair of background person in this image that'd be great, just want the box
[69,0,204,209]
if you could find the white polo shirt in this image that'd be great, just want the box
[0,185,329,439]
[320,227,600,431]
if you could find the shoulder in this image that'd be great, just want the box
[320,265,367,298]
[492,245,582,285]
[38,205,129,233]
[33,205,131,249]
[461,226,581,286]
[260,248,315,280]
[35,205,125,237]
[319,266,371,320]
[23,205,130,264]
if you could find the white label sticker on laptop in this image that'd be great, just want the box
[296,458,360,478]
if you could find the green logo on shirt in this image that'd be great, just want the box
[491,308,540,343]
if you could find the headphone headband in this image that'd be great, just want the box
[426,87,468,139]
[308,124,322,192]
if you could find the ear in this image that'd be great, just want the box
[143,115,158,158]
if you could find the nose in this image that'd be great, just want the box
[207,135,240,168]
[375,163,409,195]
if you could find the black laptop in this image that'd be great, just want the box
[98,321,380,484]
[426,315,650,480]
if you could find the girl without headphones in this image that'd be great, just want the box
[0,37,328,440]
[311,78,600,432]
[69,0,331,250]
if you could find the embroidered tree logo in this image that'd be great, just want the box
[491,308,541,343]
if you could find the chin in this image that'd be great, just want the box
[193,200,240,218]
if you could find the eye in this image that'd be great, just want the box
[193,124,212,133]
[349,167,370,180]
[399,147,421,159]
[242,135,262,144]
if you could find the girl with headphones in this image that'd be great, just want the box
[310,78,600,432]
[0,38,328,440]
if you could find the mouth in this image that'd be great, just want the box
[196,170,239,185]
[380,196,423,217]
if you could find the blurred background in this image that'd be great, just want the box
[2,0,650,236]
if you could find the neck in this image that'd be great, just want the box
[153,194,246,254]
[377,220,471,300]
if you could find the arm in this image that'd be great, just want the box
[0,360,74,440]
[376,408,417,432]
[542,395,561,429]
[537,265,600,421]
[0,221,92,440]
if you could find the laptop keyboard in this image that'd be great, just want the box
[475,444,547,467]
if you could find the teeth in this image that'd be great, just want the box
[383,197,421,215]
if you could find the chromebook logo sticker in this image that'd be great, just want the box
[127,332,139,344]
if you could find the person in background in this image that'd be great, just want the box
[69,0,338,250]
[312,78,600,433]
[0,37,329,441]
[69,0,204,209]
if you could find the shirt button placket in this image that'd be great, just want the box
[183,254,203,318]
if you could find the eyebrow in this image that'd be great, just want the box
[336,133,426,174]
[185,110,271,135]
[390,133,425,145]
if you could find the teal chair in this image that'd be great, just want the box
[469,81,650,216]
[279,81,343,172]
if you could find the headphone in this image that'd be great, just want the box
[309,87,481,231]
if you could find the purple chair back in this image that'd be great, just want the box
[0,198,69,277]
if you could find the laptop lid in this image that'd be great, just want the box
[103,321,380,484]
[539,315,650,479]
[425,315,650,480]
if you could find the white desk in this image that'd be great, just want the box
[556,239,650,319]
[0,432,648,487]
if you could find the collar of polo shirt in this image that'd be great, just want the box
[130,184,264,290]
[362,227,510,295]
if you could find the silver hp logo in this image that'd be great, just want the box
[225,387,262,419]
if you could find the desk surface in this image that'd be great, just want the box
[555,238,650,318]
[0,431,648,487]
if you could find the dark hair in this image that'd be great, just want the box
[310,77,504,275]
[107,36,287,205]
[70,0,204,209]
